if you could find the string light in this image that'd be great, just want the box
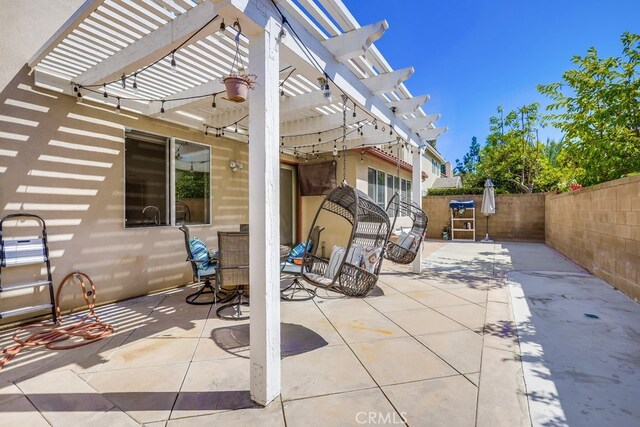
[220,19,226,31]
[352,101,356,118]
[318,133,321,143]
[115,97,121,114]
[132,73,138,92]
[374,120,378,130]
[204,127,208,136]
[102,83,108,102]
[160,100,165,116]
[76,89,83,103]
[323,73,331,102]
[170,51,177,73]
[211,93,217,112]
[333,143,338,157]
[121,73,126,89]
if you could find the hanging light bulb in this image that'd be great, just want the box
[115,97,121,114]
[360,148,364,163]
[170,51,177,73]
[211,93,217,112]
[323,74,331,102]
[205,127,208,136]
[333,144,338,157]
[352,101,356,118]
[76,89,83,103]
[318,133,321,143]
[374,120,378,130]
[389,127,393,136]
[121,73,126,89]
[73,85,79,94]
[103,83,108,102]
[235,123,239,133]
[221,128,225,136]
[132,73,138,92]
[160,100,165,116]
[220,19,226,31]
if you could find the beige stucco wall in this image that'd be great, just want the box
[298,151,413,254]
[0,66,249,319]
[545,175,640,301]
[423,194,546,241]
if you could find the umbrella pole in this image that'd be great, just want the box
[482,215,493,242]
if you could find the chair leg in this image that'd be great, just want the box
[281,277,315,301]
[216,289,250,321]
[186,280,232,305]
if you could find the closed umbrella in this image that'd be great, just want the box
[481,179,495,242]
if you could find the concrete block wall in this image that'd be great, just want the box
[422,194,546,242]
[545,175,640,301]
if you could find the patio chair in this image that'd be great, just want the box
[280,225,324,301]
[179,225,229,305]
[216,231,250,320]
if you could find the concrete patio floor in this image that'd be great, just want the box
[0,241,638,426]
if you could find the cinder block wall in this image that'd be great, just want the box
[546,175,640,301]
[422,194,546,241]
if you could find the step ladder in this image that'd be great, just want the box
[0,213,57,323]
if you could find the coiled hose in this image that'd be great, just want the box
[0,272,114,369]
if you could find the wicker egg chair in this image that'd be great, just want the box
[301,183,390,297]
[384,192,429,264]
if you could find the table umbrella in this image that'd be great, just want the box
[481,179,495,242]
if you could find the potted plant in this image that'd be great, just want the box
[221,69,257,102]
[221,21,258,103]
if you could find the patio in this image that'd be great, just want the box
[3,240,637,426]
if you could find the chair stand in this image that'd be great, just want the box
[216,289,250,321]
[185,280,231,305]
[281,278,316,301]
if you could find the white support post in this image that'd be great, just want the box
[248,16,281,406]
[412,149,423,274]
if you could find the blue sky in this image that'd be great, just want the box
[347,0,640,164]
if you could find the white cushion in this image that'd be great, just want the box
[305,272,334,286]
[397,232,415,250]
[324,245,362,279]
[361,246,382,272]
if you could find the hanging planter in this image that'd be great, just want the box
[222,73,257,103]
[221,20,258,103]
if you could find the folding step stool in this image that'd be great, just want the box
[0,213,57,323]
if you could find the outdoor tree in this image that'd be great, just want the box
[454,136,481,176]
[475,104,562,193]
[538,32,640,186]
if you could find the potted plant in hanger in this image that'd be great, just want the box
[222,68,257,102]
[221,20,257,103]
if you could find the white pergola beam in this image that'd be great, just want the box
[76,1,217,86]
[222,0,420,147]
[282,123,390,148]
[281,90,332,115]
[404,113,441,132]
[247,16,281,406]
[27,0,103,68]
[33,69,147,113]
[361,67,414,95]
[281,109,363,134]
[411,149,423,273]
[147,80,225,115]
[419,126,448,141]
[322,20,388,62]
[387,95,430,116]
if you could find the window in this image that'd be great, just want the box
[368,167,411,213]
[431,159,440,175]
[125,131,210,228]
[174,140,211,225]
[367,167,386,209]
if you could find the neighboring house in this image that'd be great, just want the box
[430,176,463,189]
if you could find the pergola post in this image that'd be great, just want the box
[412,149,423,274]
[248,16,281,406]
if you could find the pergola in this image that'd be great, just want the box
[28,0,447,405]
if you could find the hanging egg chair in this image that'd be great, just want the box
[301,183,390,297]
[384,192,429,264]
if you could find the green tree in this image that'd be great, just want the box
[476,104,562,193]
[454,136,481,175]
[537,32,640,186]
